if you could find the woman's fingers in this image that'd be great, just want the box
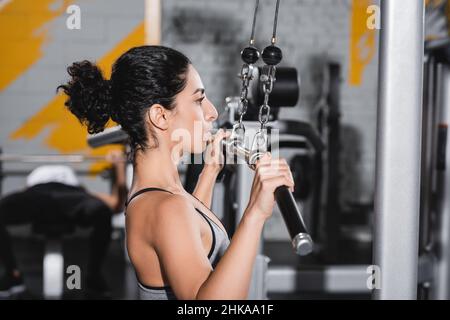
[212,129,231,150]
[254,156,295,192]
[258,168,295,192]
[260,175,295,193]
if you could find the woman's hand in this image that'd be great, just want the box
[244,153,295,221]
[203,129,231,175]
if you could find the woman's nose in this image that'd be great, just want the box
[205,98,218,121]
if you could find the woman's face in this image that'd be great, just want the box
[168,64,218,155]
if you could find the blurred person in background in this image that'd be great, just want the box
[0,150,127,298]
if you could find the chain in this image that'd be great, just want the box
[237,64,254,130]
[235,0,282,156]
[258,65,276,129]
[250,65,276,154]
[234,0,261,143]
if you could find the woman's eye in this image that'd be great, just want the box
[197,97,205,105]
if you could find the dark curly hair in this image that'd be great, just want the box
[57,45,191,160]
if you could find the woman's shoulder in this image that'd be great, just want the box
[127,189,196,223]
[150,195,207,260]
[127,190,200,246]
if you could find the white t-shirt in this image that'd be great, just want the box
[26,165,80,188]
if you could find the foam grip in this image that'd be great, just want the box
[274,186,313,256]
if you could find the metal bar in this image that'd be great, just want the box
[434,63,450,299]
[43,240,64,299]
[267,265,371,294]
[248,255,270,300]
[373,0,424,299]
[0,154,127,163]
[87,125,128,148]
[419,55,436,253]
[266,256,435,295]
[0,154,105,163]
[418,253,435,284]
[324,63,341,263]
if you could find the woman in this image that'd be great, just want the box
[58,45,295,300]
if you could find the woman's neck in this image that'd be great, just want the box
[131,142,185,194]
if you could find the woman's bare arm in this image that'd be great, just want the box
[192,129,230,208]
[153,153,294,300]
[152,194,264,300]
[196,211,264,299]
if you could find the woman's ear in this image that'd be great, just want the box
[146,104,169,130]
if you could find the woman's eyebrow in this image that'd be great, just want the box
[192,88,205,95]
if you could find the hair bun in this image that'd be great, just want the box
[58,60,112,134]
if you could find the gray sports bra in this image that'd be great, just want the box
[125,187,230,300]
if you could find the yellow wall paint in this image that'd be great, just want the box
[348,0,377,86]
[10,22,146,172]
[0,0,72,91]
